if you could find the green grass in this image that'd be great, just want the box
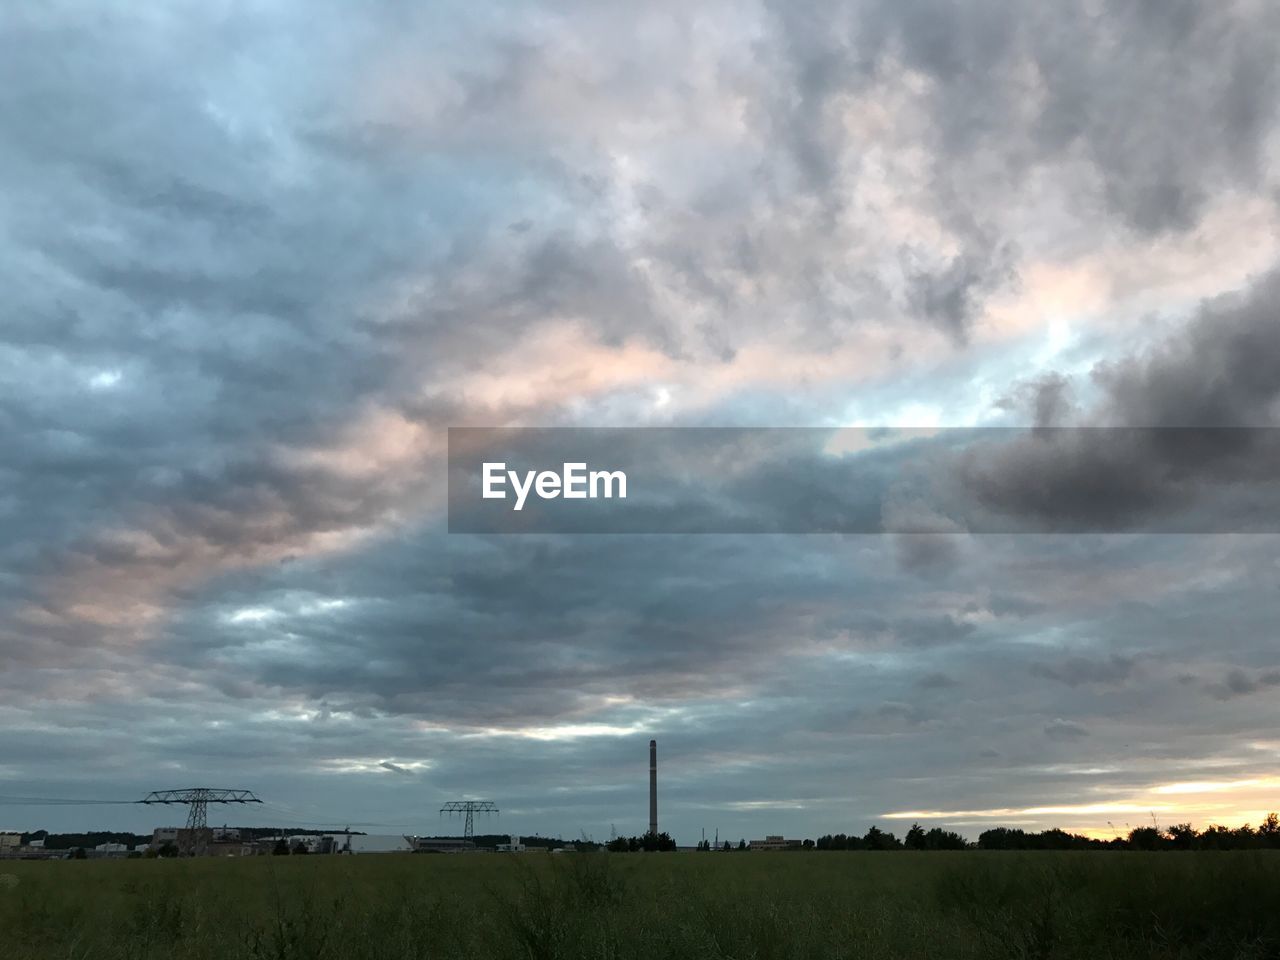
[1,851,1278,959]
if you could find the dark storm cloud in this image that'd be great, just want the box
[1094,270,1280,429]
[954,268,1280,529]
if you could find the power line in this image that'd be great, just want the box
[0,795,136,805]
[440,800,498,840]
[139,788,262,856]
[0,794,486,841]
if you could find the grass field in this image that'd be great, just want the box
[2,851,1279,959]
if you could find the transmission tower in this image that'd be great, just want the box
[439,800,498,840]
[139,788,262,856]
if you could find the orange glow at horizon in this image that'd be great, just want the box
[882,771,1280,835]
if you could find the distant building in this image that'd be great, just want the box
[151,826,253,856]
[207,838,254,857]
[0,833,20,851]
[749,835,801,851]
[405,836,476,853]
[343,834,412,854]
[495,835,525,852]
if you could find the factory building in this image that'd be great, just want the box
[749,835,802,851]
[405,836,476,853]
[91,842,131,858]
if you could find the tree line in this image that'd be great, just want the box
[816,823,967,850]
[812,813,1280,851]
[605,830,678,852]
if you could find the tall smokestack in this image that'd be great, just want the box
[649,739,658,836]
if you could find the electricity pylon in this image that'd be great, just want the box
[439,800,498,840]
[139,788,262,856]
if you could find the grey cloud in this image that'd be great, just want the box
[759,0,1280,336]
[876,0,1277,233]
[954,267,1280,531]
[916,672,960,689]
[1207,668,1280,701]
[1094,271,1280,429]
[998,373,1076,431]
[874,701,928,724]
[904,245,1016,342]
[892,533,962,575]
[1031,654,1136,688]
[4,530,1278,842]
[1044,719,1090,741]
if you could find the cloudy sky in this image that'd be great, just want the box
[3,0,1280,843]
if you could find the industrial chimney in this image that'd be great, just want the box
[649,739,658,836]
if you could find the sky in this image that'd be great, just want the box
[2,0,1280,844]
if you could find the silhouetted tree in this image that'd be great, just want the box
[1128,826,1163,851]
[1199,825,1234,850]
[863,825,901,850]
[924,827,967,850]
[978,827,1025,850]
[905,823,927,849]
[1260,813,1279,849]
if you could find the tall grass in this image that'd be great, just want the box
[0,851,1276,958]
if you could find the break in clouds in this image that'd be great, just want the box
[2,0,1280,841]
